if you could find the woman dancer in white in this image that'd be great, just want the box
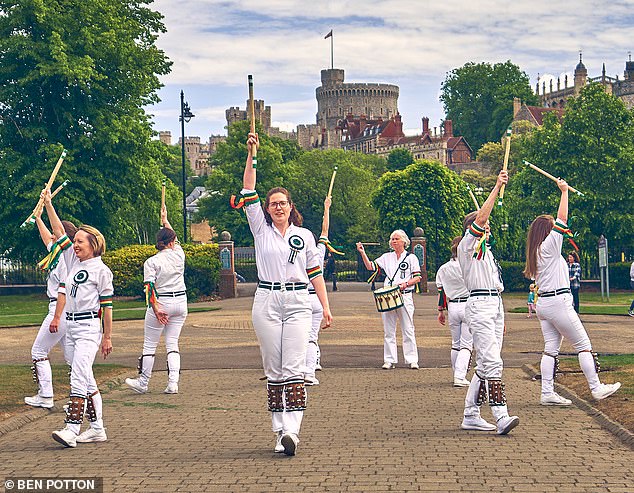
[126,206,187,395]
[436,236,472,387]
[24,211,77,409]
[524,178,621,405]
[356,231,422,369]
[43,189,114,448]
[305,195,335,386]
[235,132,332,456]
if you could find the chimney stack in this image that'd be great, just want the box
[422,117,430,134]
[443,119,453,137]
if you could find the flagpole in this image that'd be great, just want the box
[330,32,334,69]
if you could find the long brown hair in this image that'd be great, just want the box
[450,235,462,260]
[524,215,554,279]
[263,187,303,226]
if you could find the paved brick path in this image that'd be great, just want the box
[1,284,633,492]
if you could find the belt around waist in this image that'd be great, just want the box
[538,288,571,297]
[258,281,308,291]
[66,311,99,321]
[469,289,500,297]
[157,290,187,297]
[308,288,316,294]
[449,297,469,303]
[49,298,58,302]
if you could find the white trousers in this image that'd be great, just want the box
[447,301,473,381]
[537,293,600,393]
[65,319,102,434]
[381,292,418,365]
[31,301,70,398]
[304,293,323,377]
[139,296,188,385]
[464,295,504,379]
[252,288,311,435]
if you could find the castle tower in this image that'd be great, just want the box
[315,68,399,148]
[624,53,634,80]
[574,52,587,94]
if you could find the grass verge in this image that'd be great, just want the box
[558,354,634,433]
[0,364,130,422]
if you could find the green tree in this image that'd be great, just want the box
[440,61,538,151]
[386,148,413,172]
[0,0,172,258]
[285,149,382,250]
[371,160,470,272]
[195,121,291,245]
[509,84,634,260]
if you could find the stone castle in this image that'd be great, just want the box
[537,53,634,109]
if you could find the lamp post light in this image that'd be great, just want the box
[180,90,195,243]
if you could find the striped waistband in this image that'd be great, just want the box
[308,287,316,294]
[449,297,469,303]
[257,281,307,291]
[49,298,58,303]
[66,311,99,321]
[157,290,187,297]
[469,289,500,297]
[538,288,571,298]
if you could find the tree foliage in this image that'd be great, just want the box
[371,160,470,272]
[0,0,172,258]
[386,148,414,172]
[507,83,634,260]
[440,61,538,152]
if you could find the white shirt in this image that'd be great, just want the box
[57,235,114,313]
[45,241,68,300]
[630,261,634,282]
[457,222,504,293]
[373,250,421,291]
[144,244,186,294]
[435,258,469,300]
[242,189,323,283]
[534,219,570,293]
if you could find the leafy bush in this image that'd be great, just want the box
[103,244,220,300]
[609,262,632,289]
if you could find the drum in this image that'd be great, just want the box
[373,285,404,312]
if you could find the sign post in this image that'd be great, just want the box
[598,235,609,302]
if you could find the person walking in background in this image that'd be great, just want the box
[125,205,187,395]
[525,178,620,406]
[568,251,581,313]
[527,283,537,319]
[357,231,422,370]
[627,262,634,317]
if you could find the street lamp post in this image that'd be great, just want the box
[180,90,195,243]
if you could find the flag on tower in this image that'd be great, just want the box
[324,30,333,39]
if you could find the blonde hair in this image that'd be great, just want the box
[524,215,554,279]
[78,225,106,256]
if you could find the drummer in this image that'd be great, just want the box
[356,231,422,369]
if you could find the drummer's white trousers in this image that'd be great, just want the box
[381,293,418,364]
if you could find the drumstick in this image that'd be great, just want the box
[497,126,512,206]
[523,160,584,196]
[466,185,480,211]
[248,74,257,169]
[21,149,68,227]
[327,166,338,197]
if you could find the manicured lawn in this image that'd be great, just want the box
[0,294,219,327]
[506,290,632,316]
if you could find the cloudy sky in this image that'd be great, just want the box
[149,0,634,140]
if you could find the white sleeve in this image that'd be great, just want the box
[241,189,267,237]
[144,257,158,284]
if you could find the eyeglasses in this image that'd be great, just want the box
[269,201,289,209]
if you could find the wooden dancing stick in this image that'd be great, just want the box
[160,178,166,225]
[50,180,69,199]
[466,185,480,211]
[248,74,257,169]
[523,160,584,196]
[327,166,338,198]
[497,126,512,206]
[21,149,68,227]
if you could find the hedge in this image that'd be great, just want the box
[102,244,220,300]
[608,262,632,289]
